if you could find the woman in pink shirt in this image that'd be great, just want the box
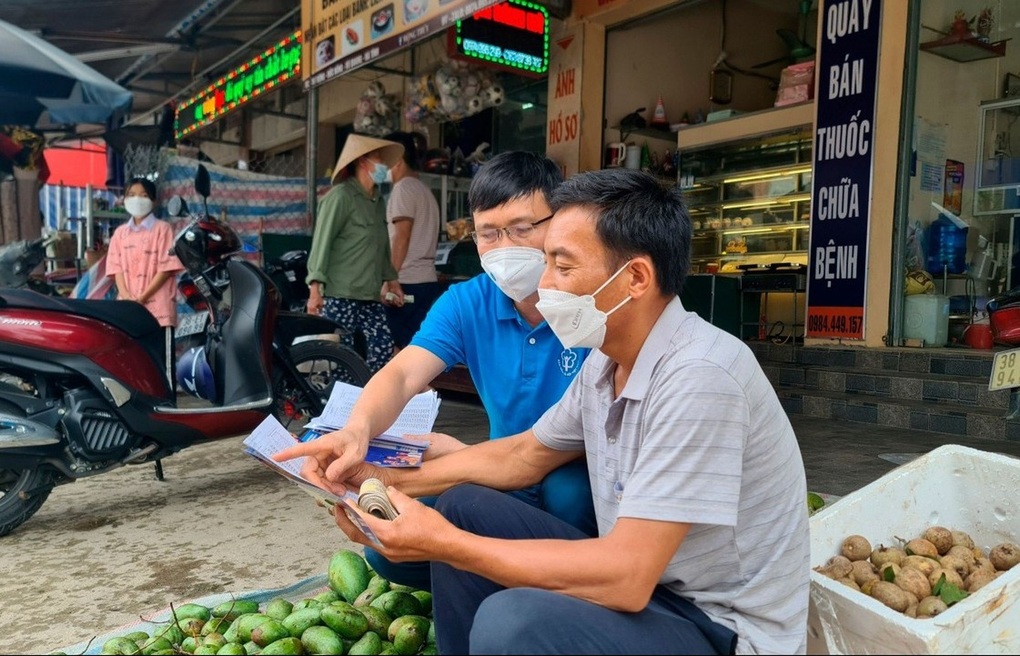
[106,177,184,327]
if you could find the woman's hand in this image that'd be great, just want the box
[307,283,325,315]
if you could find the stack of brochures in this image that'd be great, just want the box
[298,381,441,468]
[242,416,392,545]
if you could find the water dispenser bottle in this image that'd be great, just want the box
[926,211,968,275]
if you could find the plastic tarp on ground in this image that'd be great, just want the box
[59,574,329,655]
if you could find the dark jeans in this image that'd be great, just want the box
[365,459,596,591]
[431,485,738,655]
[385,281,443,348]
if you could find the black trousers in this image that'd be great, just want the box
[430,484,738,655]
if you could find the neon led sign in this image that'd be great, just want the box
[175,31,302,140]
[451,0,549,77]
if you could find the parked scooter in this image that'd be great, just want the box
[0,235,61,296]
[264,249,310,313]
[0,165,369,537]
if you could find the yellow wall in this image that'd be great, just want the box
[855,0,909,348]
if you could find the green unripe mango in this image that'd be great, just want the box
[353,587,385,608]
[216,643,247,655]
[181,636,199,653]
[213,600,261,621]
[202,633,227,650]
[388,616,429,656]
[427,622,434,644]
[292,599,325,612]
[281,607,323,638]
[321,601,370,640]
[177,618,207,638]
[175,603,213,622]
[378,647,397,655]
[100,636,139,655]
[202,617,233,637]
[328,550,371,603]
[194,645,220,655]
[353,574,390,606]
[421,644,437,656]
[300,625,344,655]
[358,606,392,638]
[369,591,421,619]
[313,590,340,604]
[123,631,150,643]
[242,641,261,655]
[347,631,383,656]
[265,598,294,621]
[386,584,417,594]
[222,616,244,644]
[410,591,432,616]
[236,614,273,642]
[160,622,186,647]
[141,636,174,655]
[259,637,304,655]
[251,619,291,648]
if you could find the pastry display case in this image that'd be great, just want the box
[677,107,814,273]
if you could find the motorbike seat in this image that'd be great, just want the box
[0,289,169,378]
[0,289,162,338]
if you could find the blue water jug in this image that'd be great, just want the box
[926,213,968,275]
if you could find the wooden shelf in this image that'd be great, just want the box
[677,102,815,150]
[615,126,675,143]
[920,33,1007,62]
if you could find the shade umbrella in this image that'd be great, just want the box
[0,18,133,126]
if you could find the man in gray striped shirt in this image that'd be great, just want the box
[307,168,810,654]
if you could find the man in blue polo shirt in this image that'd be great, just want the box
[281,151,593,589]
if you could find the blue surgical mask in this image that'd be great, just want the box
[370,162,390,185]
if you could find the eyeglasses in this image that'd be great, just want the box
[470,214,553,245]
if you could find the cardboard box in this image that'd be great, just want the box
[808,445,1020,654]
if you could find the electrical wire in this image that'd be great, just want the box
[716,0,781,86]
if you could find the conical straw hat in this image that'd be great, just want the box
[332,133,404,182]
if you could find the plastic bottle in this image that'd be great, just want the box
[925,212,968,275]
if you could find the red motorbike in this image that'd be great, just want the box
[0,165,369,536]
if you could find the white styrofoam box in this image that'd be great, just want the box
[808,444,1020,655]
[903,294,949,346]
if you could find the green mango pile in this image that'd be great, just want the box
[78,550,436,656]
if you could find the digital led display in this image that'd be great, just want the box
[451,0,549,77]
[176,31,302,140]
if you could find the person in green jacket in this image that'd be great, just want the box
[306,134,405,373]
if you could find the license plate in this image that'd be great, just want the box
[177,312,209,337]
[988,347,1020,391]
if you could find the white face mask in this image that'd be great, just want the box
[479,246,546,302]
[536,262,632,350]
[124,196,153,218]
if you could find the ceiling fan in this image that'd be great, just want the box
[754,0,815,69]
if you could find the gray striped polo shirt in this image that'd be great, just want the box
[534,297,809,655]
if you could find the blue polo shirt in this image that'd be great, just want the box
[410,274,588,439]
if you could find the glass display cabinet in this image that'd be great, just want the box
[678,113,813,273]
[975,96,1020,215]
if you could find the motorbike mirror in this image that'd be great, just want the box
[195,165,211,216]
[166,195,188,217]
